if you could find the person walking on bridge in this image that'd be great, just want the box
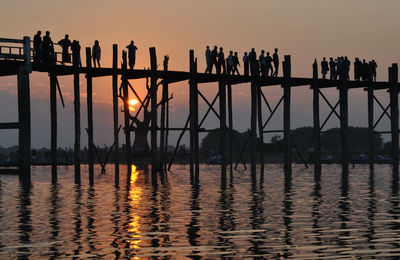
[58,34,71,65]
[210,46,217,74]
[205,46,211,74]
[249,48,257,76]
[33,31,42,64]
[233,52,240,75]
[126,41,138,70]
[92,40,101,68]
[217,47,225,75]
[243,52,249,76]
[42,31,54,64]
[272,48,279,77]
[321,57,329,79]
[329,57,336,80]
[71,40,81,67]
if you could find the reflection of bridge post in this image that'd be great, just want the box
[389,64,399,174]
[85,47,94,184]
[312,60,321,177]
[18,36,31,179]
[112,45,120,183]
[283,55,292,177]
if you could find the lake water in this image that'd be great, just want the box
[1,164,400,259]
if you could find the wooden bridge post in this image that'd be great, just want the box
[339,74,349,173]
[283,55,292,176]
[112,44,119,182]
[389,64,399,173]
[189,50,199,181]
[367,74,374,169]
[219,78,227,178]
[85,47,94,184]
[257,83,264,173]
[18,36,31,178]
[312,60,321,176]
[121,51,131,170]
[227,83,233,174]
[250,80,257,175]
[73,53,81,184]
[50,73,57,180]
[149,47,158,179]
[160,56,169,172]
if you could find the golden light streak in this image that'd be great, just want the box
[128,164,142,250]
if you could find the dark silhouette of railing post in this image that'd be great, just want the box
[389,64,399,173]
[85,47,94,185]
[312,59,321,177]
[49,73,57,181]
[367,72,374,170]
[283,55,292,176]
[112,44,119,183]
[73,51,81,184]
[189,50,199,182]
[18,36,31,179]
[339,74,349,174]
[149,47,158,180]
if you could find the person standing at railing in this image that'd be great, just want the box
[58,34,71,65]
[42,31,54,64]
[71,40,81,67]
[126,41,138,70]
[33,30,42,64]
[92,40,101,68]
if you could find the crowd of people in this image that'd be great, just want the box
[205,46,280,77]
[320,56,377,81]
[33,30,138,69]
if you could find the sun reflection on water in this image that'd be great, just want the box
[128,164,142,250]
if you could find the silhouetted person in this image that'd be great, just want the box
[92,40,101,68]
[205,46,211,73]
[58,34,71,65]
[233,52,240,75]
[33,30,42,64]
[126,41,138,70]
[71,40,81,67]
[362,59,369,81]
[243,52,249,76]
[344,56,350,80]
[217,47,225,75]
[227,50,234,75]
[249,48,257,76]
[371,60,377,81]
[329,57,336,80]
[210,46,217,74]
[354,58,362,81]
[259,50,266,77]
[121,50,127,69]
[42,31,54,64]
[321,57,329,79]
[337,57,344,80]
[272,48,279,77]
[265,52,273,77]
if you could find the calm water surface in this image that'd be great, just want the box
[1,164,400,259]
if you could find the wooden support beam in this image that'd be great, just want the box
[112,44,119,182]
[73,58,81,184]
[390,64,399,173]
[189,50,199,181]
[283,55,292,176]
[312,60,321,176]
[219,79,227,179]
[149,47,158,180]
[86,47,94,184]
[227,83,233,174]
[367,76,374,170]
[17,38,31,179]
[122,51,131,171]
[160,55,168,172]
[250,80,257,176]
[339,77,349,173]
[50,73,57,180]
[257,83,264,173]
[0,122,19,129]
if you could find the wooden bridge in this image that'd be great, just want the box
[0,36,399,185]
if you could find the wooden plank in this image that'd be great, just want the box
[0,122,19,129]
[86,47,94,184]
[0,54,24,59]
[112,44,119,181]
[0,38,24,43]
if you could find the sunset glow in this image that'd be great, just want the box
[129,99,139,111]
[128,164,142,250]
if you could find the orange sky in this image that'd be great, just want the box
[1,0,400,148]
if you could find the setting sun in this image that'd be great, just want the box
[129,99,139,111]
